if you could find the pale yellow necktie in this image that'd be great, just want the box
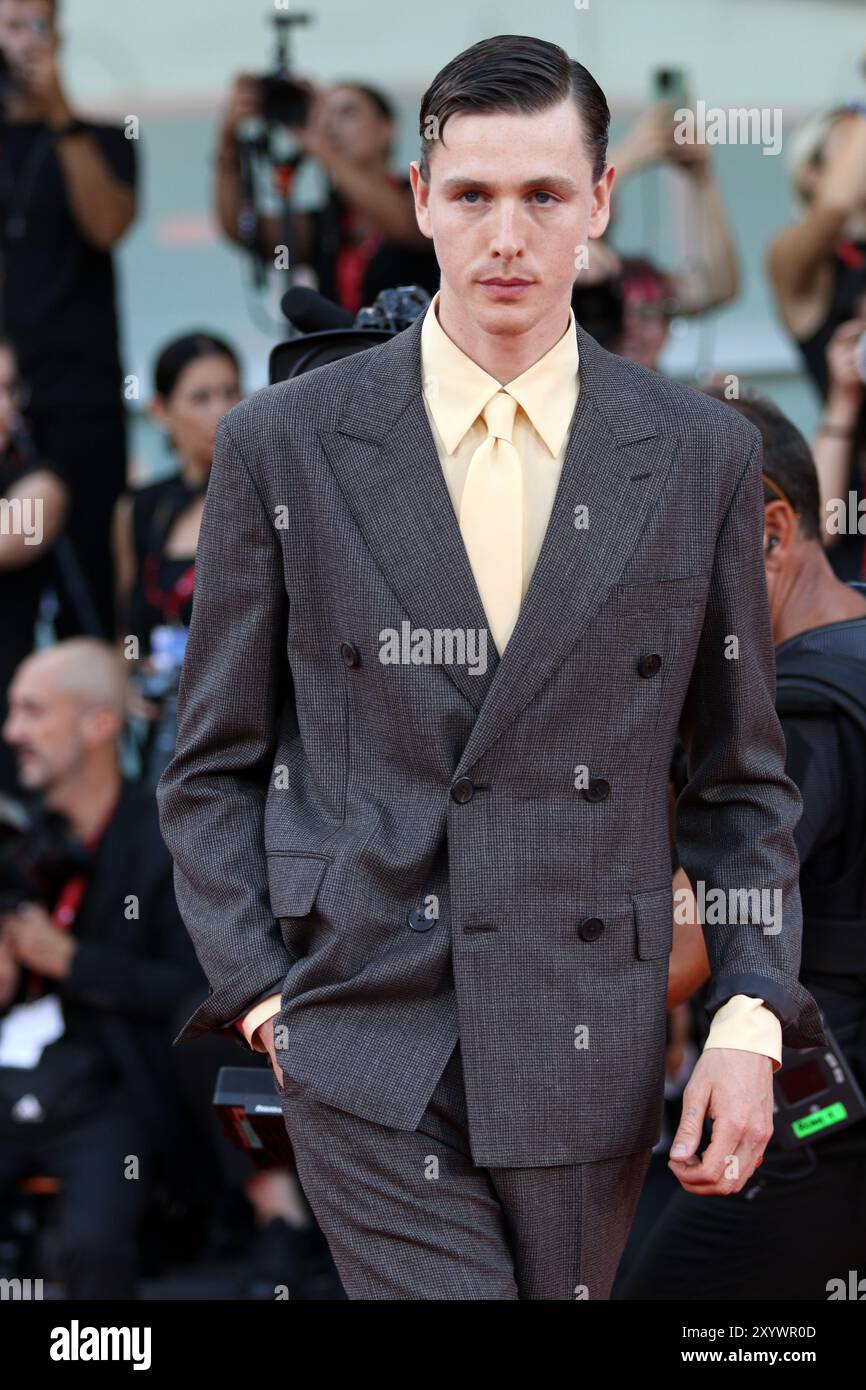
[459,390,522,654]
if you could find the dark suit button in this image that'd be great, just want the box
[408,908,436,932]
[340,641,361,668]
[582,778,610,802]
[451,777,475,803]
[638,653,662,678]
[578,917,605,942]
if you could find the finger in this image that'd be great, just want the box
[669,1086,709,1160]
[670,1115,746,1189]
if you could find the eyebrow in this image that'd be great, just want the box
[439,174,579,195]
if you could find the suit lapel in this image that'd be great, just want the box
[319,314,499,709]
[319,314,678,750]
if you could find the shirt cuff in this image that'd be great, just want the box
[238,994,282,1051]
[702,994,783,1073]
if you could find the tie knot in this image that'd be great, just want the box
[482,390,518,443]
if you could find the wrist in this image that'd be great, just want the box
[46,101,76,133]
[825,389,863,421]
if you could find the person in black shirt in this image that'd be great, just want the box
[617,391,866,1301]
[0,0,138,639]
[0,336,67,795]
[0,638,205,1299]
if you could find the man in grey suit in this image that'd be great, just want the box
[157,34,827,1300]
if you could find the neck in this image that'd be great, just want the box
[773,546,866,646]
[179,454,210,489]
[45,757,122,844]
[436,285,572,383]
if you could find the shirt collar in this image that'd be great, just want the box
[420,289,579,457]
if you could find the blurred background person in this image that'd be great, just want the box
[0,639,205,1298]
[0,337,67,796]
[0,0,138,640]
[617,393,866,1300]
[215,73,439,314]
[767,107,866,583]
[809,303,866,579]
[571,99,740,370]
[768,105,866,400]
[111,332,242,787]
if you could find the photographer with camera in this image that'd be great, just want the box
[571,99,740,371]
[0,638,204,1298]
[0,0,138,641]
[0,336,67,797]
[215,71,437,312]
[618,393,866,1300]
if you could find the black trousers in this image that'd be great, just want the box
[28,403,128,641]
[615,1130,866,1300]
[0,1085,149,1299]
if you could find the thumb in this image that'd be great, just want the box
[670,1085,708,1159]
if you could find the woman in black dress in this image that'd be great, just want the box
[111,332,242,777]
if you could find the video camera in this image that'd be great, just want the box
[252,8,313,131]
[270,283,431,383]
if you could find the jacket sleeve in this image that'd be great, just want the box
[156,412,295,1046]
[675,432,827,1051]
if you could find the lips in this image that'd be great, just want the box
[480,278,533,286]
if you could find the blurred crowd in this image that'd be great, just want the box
[0,0,865,1299]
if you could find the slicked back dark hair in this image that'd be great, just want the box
[702,385,821,540]
[418,34,609,184]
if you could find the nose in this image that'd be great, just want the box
[489,199,524,264]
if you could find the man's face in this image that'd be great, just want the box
[410,96,612,337]
[3,659,85,791]
[0,0,54,78]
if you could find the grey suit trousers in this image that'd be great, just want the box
[276,1040,652,1300]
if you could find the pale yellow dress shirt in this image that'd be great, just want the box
[242,290,783,1074]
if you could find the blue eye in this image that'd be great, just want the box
[460,190,482,203]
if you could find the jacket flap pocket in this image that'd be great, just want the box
[266,853,331,918]
[632,885,674,959]
[608,572,708,614]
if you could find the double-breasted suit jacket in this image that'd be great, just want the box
[156,312,827,1167]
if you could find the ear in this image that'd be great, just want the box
[409,160,433,240]
[148,395,169,430]
[81,706,122,751]
[762,498,792,561]
[587,165,616,242]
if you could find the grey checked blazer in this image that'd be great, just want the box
[156,312,827,1167]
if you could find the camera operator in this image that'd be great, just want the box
[618,393,866,1301]
[0,336,67,797]
[0,0,138,640]
[0,638,205,1299]
[215,74,438,312]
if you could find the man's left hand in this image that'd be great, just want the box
[668,1048,774,1194]
[0,903,77,979]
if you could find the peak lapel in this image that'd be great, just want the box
[319,314,499,709]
